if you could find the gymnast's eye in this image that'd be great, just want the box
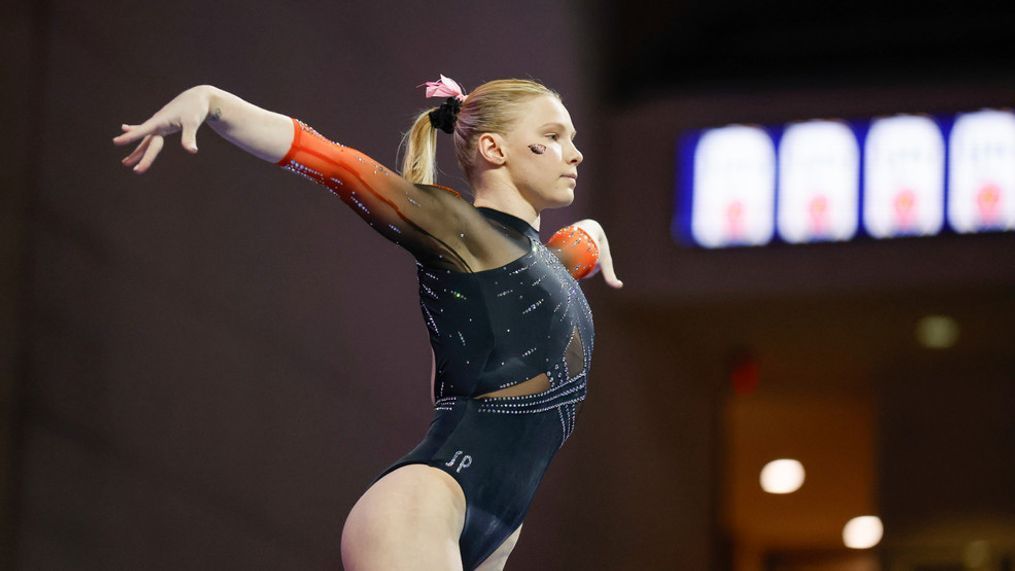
[546,133,559,140]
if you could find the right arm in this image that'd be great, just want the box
[203,85,294,163]
[114,85,473,269]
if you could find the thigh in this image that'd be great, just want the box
[341,464,467,570]
[474,524,523,571]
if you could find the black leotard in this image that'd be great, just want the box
[275,117,595,569]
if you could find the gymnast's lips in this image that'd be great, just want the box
[561,173,578,180]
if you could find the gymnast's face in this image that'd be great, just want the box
[494,95,583,210]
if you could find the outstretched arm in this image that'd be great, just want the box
[271,115,470,267]
[114,85,472,269]
[545,219,623,288]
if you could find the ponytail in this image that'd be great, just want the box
[399,107,440,185]
[398,77,561,189]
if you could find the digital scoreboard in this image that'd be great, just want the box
[674,109,1015,248]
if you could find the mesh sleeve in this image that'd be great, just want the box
[545,224,600,280]
[275,116,472,270]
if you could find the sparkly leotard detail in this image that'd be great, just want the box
[422,206,594,440]
[276,116,597,569]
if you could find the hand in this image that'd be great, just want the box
[112,85,212,174]
[574,219,623,289]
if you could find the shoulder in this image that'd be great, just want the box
[411,182,481,222]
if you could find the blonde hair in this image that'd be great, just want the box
[398,78,561,188]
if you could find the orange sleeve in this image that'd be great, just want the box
[275,117,470,269]
[546,224,600,280]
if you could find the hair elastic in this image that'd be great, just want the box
[419,74,467,134]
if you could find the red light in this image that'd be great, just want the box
[730,352,760,395]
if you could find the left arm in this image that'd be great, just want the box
[545,219,623,288]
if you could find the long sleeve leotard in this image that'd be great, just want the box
[275,116,597,569]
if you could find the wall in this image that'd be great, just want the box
[9,1,618,569]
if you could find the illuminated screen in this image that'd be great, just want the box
[863,115,945,238]
[948,109,1015,233]
[690,125,775,248]
[673,108,1015,248]
[778,120,860,243]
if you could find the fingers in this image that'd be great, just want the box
[131,134,164,174]
[599,251,624,288]
[114,90,207,170]
[180,122,199,154]
[596,234,624,289]
[121,134,152,167]
[112,121,152,146]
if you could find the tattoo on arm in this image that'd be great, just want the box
[208,106,222,121]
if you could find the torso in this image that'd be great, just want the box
[369,205,596,568]
[418,207,594,413]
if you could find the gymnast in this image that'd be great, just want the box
[113,74,622,570]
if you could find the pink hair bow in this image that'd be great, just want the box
[418,74,467,101]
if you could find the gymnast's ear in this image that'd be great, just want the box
[476,132,507,166]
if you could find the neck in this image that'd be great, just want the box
[472,182,541,231]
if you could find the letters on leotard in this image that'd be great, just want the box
[445,450,473,473]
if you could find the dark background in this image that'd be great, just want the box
[3,0,1014,569]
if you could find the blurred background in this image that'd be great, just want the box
[3,0,1014,569]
